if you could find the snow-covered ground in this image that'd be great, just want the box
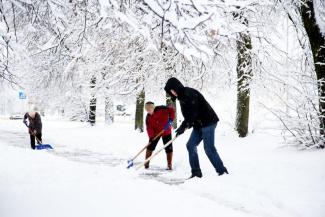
[0,117,324,217]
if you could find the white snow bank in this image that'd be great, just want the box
[0,119,324,217]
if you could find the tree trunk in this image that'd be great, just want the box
[235,14,252,138]
[88,75,97,125]
[301,1,325,147]
[105,96,114,125]
[161,43,178,128]
[135,89,145,132]
[166,92,177,128]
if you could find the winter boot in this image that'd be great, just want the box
[166,152,173,170]
[218,167,229,176]
[144,150,153,169]
[188,170,203,179]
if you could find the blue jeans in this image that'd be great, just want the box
[186,123,225,174]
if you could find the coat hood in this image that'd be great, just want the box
[164,77,185,101]
[28,111,36,119]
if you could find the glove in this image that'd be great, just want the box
[163,118,173,131]
[175,124,186,136]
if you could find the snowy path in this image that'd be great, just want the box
[0,126,183,185]
[0,119,325,217]
[0,128,125,166]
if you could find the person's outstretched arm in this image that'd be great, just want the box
[23,113,28,127]
[145,115,155,140]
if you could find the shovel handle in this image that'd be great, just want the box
[136,135,178,170]
[32,133,42,145]
[29,128,42,145]
[131,130,165,161]
[25,123,42,145]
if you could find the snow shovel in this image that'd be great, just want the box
[24,123,53,150]
[34,136,53,150]
[135,135,179,170]
[127,120,173,169]
[127,130,164,169]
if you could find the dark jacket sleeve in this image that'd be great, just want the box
[180,89,200,129]
[23,113,28,126]
[34,113,42,133]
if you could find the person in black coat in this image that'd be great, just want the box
[164,77,228,178]
[23,111,42,150]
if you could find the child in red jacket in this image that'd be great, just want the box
[145,101,175,170]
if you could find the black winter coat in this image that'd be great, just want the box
[23,112,42,134]
[164,77,219,129]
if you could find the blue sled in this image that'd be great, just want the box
[35,144,53,150]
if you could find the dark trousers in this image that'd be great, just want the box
[147,134,173,153]
[186,123,225,174]
[30,133,42,149]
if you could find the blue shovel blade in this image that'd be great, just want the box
[35,144,53,150]
[127,160,134,169]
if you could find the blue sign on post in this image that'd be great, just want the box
[19,90,26,99]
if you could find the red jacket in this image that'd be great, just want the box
[146,106,175,139]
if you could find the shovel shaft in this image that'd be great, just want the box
[34,134,42,144]
[29,131,42,144]
[130,130,164,162]
[136,135,178,170]
[25,124,43,145]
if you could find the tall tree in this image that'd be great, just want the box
[105,96,114,125]
[135,89,145,132]
[301,1,325,144]
[166,92,177,128]
[161,43,177,128]
[234,11,253,137]
[88,75,97,125]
